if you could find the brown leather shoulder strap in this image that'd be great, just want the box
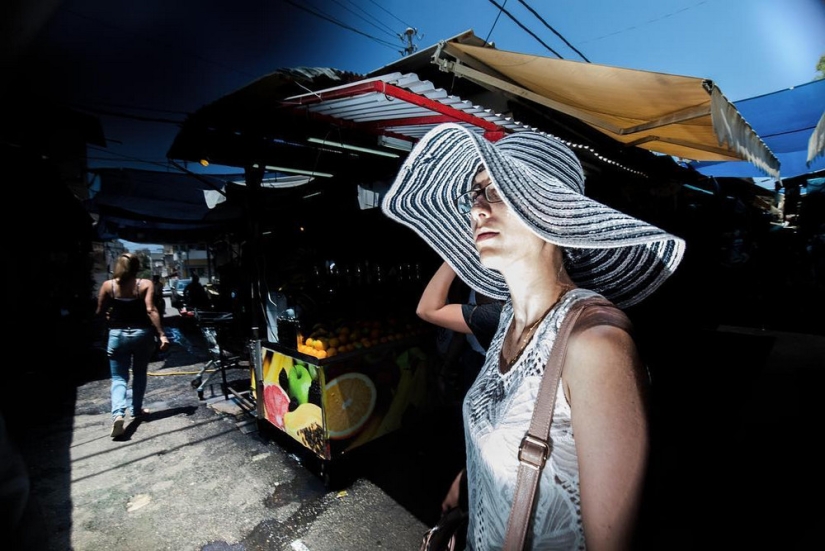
[573,300,633,336]
[503,295,626,550]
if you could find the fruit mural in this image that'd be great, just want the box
[259,340,429,460]
[262,347,325,455]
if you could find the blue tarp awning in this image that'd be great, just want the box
[690,79,825,180]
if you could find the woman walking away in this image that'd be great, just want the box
[96,253,170,438]
[382,123,685,550]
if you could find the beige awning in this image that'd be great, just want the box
[434,41,779,179]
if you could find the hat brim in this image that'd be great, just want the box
[381,123,685,308]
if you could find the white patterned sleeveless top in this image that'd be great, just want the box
[463,288,601,551]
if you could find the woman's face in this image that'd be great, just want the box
[469,169,545,273]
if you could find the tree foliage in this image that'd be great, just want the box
[134,250,153,279]
[817,54,825,80]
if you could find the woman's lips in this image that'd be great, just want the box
[475,231,497,243]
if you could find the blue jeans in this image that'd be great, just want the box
[107,328,155,419]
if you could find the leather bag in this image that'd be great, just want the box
[419,506,468,551]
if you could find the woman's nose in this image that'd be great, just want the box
[470,199,490,220]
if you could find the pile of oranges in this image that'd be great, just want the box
[296,319,422,360]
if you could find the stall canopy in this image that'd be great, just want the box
[690,78,825,180]
[167,64,541,181]
[86,168,245,244]
[429,39,779,179]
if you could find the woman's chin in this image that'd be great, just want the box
[477,250,503,271]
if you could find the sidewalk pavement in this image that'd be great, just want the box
[5,314,459,551]
[4,311,823,550]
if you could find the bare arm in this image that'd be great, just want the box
[416,262,472,334]
[95,280,110,316]
[143,281,170,350]
[442,469,464,512]
[563,325,648,551]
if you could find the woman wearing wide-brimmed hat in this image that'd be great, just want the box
[383,123,684,550]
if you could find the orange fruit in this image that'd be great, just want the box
[324,373,376,440]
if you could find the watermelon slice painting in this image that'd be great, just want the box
[263,383,290,429]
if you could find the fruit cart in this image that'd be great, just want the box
[254,320,432,462]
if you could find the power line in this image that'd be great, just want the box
[484,0,508,44]
[281,0,399,51]
[73,104,183,125]
[87,145,183,170]
[484,0,563,58]
[364,0,415,29]
[579,0,710,45]
[330,0,397,40]
[84,100,192,117]
[65,8,261,81]
[342,0,398,38]
[516,0,590,62]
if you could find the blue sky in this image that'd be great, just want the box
[20,0,823,175]
[17,0,825,251]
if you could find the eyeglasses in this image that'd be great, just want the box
[455,183,503,214]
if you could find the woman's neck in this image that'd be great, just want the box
[504,253,571,329]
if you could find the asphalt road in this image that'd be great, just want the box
[6,303,465,551]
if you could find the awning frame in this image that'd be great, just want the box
[432,40,780,179]
[282,73,532,144]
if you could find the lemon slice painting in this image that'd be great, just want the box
[324,372,377,440]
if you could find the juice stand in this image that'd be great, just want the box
[238,201,443,465]
[256,320,431,460]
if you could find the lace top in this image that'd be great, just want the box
[463,288,600,551]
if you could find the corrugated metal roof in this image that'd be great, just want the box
[283,72,537,144]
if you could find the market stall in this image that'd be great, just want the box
[257,323,430,460]
[163,30,780,471]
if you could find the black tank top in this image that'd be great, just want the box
[108,279,152,329]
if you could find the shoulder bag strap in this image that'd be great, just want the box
[503,296,627,550]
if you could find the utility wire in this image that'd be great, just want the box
[81,100,192,117]
[87,145,187,170]
[579,0,709,45]
[342,0,398,37]
[65,8,260,80]
[516,0,590,62]
[281,0,399,50]
[484,0,508,44]
[484,0,563,58]
[74,105,183,125]
[329,0,397,40]
[364,0,415,29]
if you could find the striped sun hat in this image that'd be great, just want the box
[381,123,685,308]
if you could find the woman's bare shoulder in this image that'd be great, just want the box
[564,324,642,389]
